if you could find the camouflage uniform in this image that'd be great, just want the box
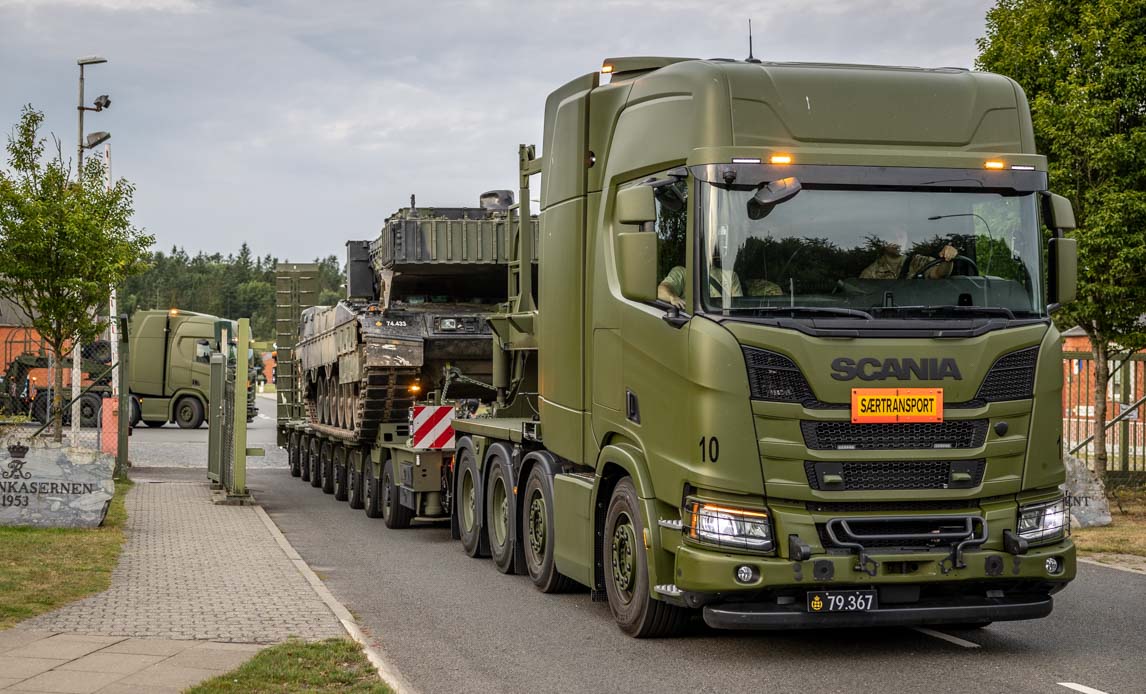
[660,265,743,299]
[860,253,939,280]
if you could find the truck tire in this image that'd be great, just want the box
[456,446,489,558]
[288,432,302,477]
[347,449,365,509]
[299,435,312,482]
[485,454,515,573]
[363,461,383,518]
[79,393,102,427]
[522,465,575,593]
[332,445,348,501]
[129,396,142,428]
[604,478,690,638]
[320,441,335,494]
[175,396,205,429]
[144,419,166,428]
[31,392,49,424]
[381,459,414,529]
[309,438,323,488]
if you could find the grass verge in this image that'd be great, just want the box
[0,478,132,630]
[1072,488,1146,556]
[185,638,391,693]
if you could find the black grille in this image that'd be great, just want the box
[817,517,977,550]
[806,500,975,513]
[976,347,1037,402]
[801,419,988,450]
[804,459,985,490]
[743,347,816,403]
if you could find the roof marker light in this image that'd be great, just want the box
[732,157,762,164]
[1011,164,1036,171]
[601,64,614,74]
[770,154,793,165]
[984,160,1005,170]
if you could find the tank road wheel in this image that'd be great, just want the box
[309,438,323,488]
[175,396,205,429]
[348,383,358,430]
[299,435,312,482]
[604,478,690,638]
[382,459,414,529]
[522,466,575,593]
[363,459,383,518]
[332,445,348,501]
[288,432,302,477]
[457,446,489,558]
[331,380,342,429]
[485,454,516,574]
[320,441,335,494]
[347,449,365,510]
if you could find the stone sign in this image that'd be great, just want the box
[0,441,115,528]
[1062,453,1112,528]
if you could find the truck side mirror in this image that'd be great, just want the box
[1048,237,1077,308]
[616,185,656,225]
[1045,193,1076,231]
[617,232,658,303]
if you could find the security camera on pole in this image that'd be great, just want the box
[73,56,111,445]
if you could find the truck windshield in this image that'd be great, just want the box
[695,179,1046,320]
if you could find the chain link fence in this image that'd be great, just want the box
[1063,351,1146,484]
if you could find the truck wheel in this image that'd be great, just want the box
[320,441,335,494]
[604,478,690,638]
[363,461,383,518]
[31,392,49,424]
[522,466,575,593]
[129,396,142,428]
[175,396,205,429]
[485,454,515,574]
[288,432,302,477]
[299,435,312,482]
[79,393,102,427]
[347,449,364,509]
[309,438,323,488]
[382,459,414,529]
[144,420,166,428]
[332,445,348,501]
[457,446,489,558]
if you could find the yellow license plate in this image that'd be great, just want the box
[850,388,943,424]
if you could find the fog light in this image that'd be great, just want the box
[1045,557,1062,575]
[735,565,757,584]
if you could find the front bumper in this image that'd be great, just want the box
[704,591,1053,630]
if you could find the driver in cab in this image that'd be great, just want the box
[861,228,959,280]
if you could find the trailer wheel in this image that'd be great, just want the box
[288,432,302,477]
[309,438,323,488]
[332,445,348,500]
[604,478,690,638]
[363,460,383,518]
[299,436,312,482]
[381,459,414,529]
[485,454,515,573]
[79,393,102,427]
[320,441,335,494]
[347,449,364,509]
[175,396,205,429]
[522,465,575,593]
[457,446,489,558]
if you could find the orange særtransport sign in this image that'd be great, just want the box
[850,388,943,424]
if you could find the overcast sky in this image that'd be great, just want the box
[0,0,994,261]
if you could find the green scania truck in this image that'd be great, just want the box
[279,57,1079,637]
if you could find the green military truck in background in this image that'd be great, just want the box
[279,57,1079,637]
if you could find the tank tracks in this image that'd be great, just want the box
[305,364,418,443]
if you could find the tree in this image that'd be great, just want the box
[0,106,154,441]
[978,0,1146,477]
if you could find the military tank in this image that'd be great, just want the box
[294,191,536,444]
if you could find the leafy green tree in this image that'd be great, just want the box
[978,0,1146,476]
[0,106,154,441]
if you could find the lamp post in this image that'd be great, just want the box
[73,56,111,446]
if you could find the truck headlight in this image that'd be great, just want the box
[684,498,774,552]
[439,318,458,331]
[1017,496,1068,545]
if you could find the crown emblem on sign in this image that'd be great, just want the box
[7,443,29,459]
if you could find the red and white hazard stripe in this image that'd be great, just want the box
[411,405,455,449]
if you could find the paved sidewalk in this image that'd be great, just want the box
[3,471,346,692]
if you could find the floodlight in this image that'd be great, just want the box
[84,131,111,148]
[77,56,108,66]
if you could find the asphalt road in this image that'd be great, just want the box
[234,404,1146,694]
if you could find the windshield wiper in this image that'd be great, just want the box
[749,306,874,320]
[872,305,1016,320]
